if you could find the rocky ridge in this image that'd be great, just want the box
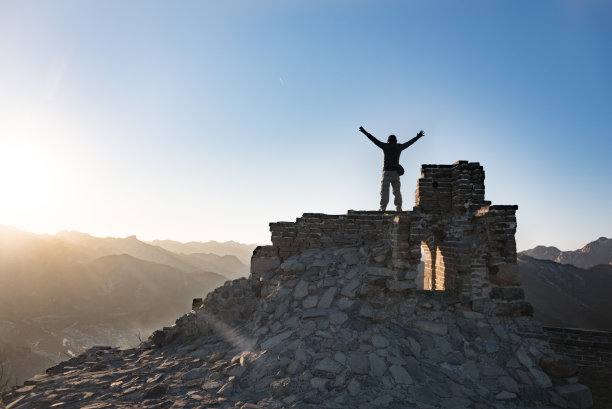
[1,161,594,408]
[1,244,592,409]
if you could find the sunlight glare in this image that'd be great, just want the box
[0,140,67,226]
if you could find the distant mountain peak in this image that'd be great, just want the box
[521,237,612,269]
[148,239,258,265]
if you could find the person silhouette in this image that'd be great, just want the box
[360,126,424,212]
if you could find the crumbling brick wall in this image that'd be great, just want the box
[544,327,612,408]
[544,327,612,372]
[252,161,518,302]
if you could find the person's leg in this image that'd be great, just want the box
[379,171,391,211]
[390,172,402,211]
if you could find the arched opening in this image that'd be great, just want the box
[420,243,433,290]
[420,241,445,290]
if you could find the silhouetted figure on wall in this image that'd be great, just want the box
[360,126,424,212]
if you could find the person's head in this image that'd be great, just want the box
[387,135,397,144]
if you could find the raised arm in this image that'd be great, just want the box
[400,130,425,150]
[359,126,384,149]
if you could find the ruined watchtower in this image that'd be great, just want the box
[412,161,518,298]
[252,161,518,302]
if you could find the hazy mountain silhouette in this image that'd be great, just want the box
[57,231,250,278]
[0,225,252,389]
[179,253,248,280]
[521,237,612,268]
[148,239,258,265]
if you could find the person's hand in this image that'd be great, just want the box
[417,130,425,138]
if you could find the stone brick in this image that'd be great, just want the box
[540,354,578,378]
[555,384,593,409]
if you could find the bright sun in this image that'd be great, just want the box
[0,142,66,225]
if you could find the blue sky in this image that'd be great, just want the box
[0,0,610,250]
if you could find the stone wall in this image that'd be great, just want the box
[544,327,612,409]
[270,212,400,258]
[252,161,518,303]
[544,327,612,369]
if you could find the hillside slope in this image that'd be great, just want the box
[517,255,612,331]
[0,226,235,389]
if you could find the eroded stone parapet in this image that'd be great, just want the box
[262,211,405,264]
[251,245,281,278]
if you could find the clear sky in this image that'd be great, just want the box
[0,0,610,251]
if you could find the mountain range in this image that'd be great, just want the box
[0,225,256,389]
[521,237,612,269]
[148,239,257,266]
